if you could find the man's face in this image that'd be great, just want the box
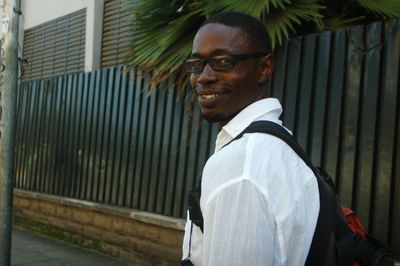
[190,23,270,126]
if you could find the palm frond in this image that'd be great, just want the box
[264,0,323,47]
[125,0,396,92]
[196,0,323,47]
[323,15,366,31]
[358,0,400,18]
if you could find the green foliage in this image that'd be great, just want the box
[358,0,400,18]
[126,0,400,90]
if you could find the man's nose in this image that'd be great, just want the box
[197,63,217,84]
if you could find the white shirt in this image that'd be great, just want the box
[182,98,320,266]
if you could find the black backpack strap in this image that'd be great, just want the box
[227,121,315,173]
[188,177,204,232]
[230,121,337,266]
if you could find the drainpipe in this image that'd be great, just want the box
[0,0,21,265]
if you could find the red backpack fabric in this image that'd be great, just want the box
[342,207,366,240]
[342,207,366,266]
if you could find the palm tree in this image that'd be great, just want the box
[126,0,400,91]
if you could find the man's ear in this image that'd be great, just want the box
[258,54,274,84]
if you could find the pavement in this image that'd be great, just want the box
[10,227,400,266]
[11,228,128,266]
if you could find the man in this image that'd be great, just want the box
[182,12,319,265]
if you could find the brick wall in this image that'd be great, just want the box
[13,189,185,265]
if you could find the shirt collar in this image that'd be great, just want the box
[215,98,283,151]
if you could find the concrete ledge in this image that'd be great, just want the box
[13,189,186,231]
[13,189,185,265]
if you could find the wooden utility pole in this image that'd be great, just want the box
[0,0,20,265]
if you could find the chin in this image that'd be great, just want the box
[201,111,238,125]
[202,113,225,123]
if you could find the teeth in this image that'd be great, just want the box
[201,94,219,100]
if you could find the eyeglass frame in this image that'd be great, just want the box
[183,52,270,73]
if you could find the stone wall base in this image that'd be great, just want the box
[13,189,185,266]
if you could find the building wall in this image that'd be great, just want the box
[20,0,104,71]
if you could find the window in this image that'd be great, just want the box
[22,9,86,81]
[101,0,132,68]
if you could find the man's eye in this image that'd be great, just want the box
[188,59,202,66]
[213,56,231,65]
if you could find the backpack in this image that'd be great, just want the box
[187,120,396,266]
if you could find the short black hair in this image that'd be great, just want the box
[200,12,272,53]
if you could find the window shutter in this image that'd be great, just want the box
[22,9,86,81]
[101,0,132,68]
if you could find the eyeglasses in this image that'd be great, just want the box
[184,52,269,73]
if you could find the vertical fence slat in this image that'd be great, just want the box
[15,83,28,188]
[128,72,143,208]
[20,82,31,189]
[135,75,150,209]
[338,26,363,207]
[44,79,56,193]
[283,38,302,131]
[296,35,316,150]
[139,82,157,211]
[154,87,170,212]
[32,81,44,191]
[74,73,89,199]
[62,75,75,196]
[371,21,399,243]
[107,67,123,205]
[97,68,111,203]
[21,82,33,189]
[173,91,191,218]
[29,82,41,191]
[40,80,53,193]
[68,74,80,197]
[90,70,103,201]
[95,70,106,202]
[119,70,136,206]
[309,32,331,166]
[144,88,159,212]
[156,84,175,214]
[324,29,346,184]
[389,20,400,256]
[270,41,288,101]
[391,72,400,254]
[52,76,65,194]
[122,70,137,207]
[132,74,146,208]
[37,80,47,192]
[104,67,118,204]
[148,87,166,212]
[163,82,180,216]
[356,22,382,231]
[113,68,129,206]
[180,97,201,217]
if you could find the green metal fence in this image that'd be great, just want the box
[15,19,400,255]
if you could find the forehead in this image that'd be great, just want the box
[192,23,252,55]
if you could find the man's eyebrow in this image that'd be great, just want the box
[190,48,233,58]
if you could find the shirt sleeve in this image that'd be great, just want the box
[198,134,319,266]
[202,179,276,266]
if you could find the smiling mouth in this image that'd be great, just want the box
[200,94,220,100]
[197,92,225,107]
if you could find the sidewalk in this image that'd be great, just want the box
[10,227,399,266]
[11,228,127,266]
